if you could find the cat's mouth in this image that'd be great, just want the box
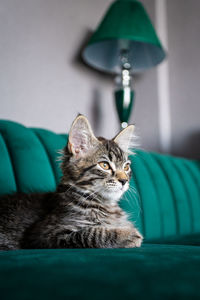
[106,182,129,191]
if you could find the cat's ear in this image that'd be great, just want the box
[68,115,98,157]
[113,125,135,153]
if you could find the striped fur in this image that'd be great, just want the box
[0,116,143,250]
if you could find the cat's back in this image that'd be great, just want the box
[0,192,46,215]
[0,192,53,250]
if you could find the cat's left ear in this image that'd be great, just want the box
[68,115,99,158]
[113,125,135,153]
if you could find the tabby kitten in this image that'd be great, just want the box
[0,115,143,250]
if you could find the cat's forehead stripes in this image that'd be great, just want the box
[101,139,127,162]
[98,155,110,162]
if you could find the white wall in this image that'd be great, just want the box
[1,0,199,157]
[167,0,200,158]
[0,0,117,138]
[0,0,160,149]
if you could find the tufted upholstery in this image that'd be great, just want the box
[121,150,200,242]
[0,120,67,195]
[0,120,200,242]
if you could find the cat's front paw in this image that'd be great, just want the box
[126,229,143,248]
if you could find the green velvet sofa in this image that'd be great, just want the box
[0,120,200,300]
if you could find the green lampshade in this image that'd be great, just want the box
[82,0,166,73]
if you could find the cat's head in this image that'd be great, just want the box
[61,115,135,203]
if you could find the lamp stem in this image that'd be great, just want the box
[114,49,134,128]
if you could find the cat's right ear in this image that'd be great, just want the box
[68,115,99,158]
[114,125,135,153]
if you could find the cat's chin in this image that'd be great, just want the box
[96,184,129,204]
[98,189,124,204]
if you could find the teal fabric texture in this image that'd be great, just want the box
[120,150,200,241]
[0,119,200,300]
[1,245,200,300]
[0,120,67,195]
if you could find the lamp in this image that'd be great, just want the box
[82,0,166,128]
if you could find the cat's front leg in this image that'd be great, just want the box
[58,226,143,249]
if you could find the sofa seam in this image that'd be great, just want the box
[0,131,19,192]
[137,153,164,239]
[152,155,180,236]
[31,130,57,187]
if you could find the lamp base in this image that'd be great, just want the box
[114,88,134,128]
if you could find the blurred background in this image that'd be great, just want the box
[0,0,199,158]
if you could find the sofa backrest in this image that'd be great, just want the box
[120,150,200,242]
[0,120,200,242]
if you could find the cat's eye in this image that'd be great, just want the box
[124,163,130,172]
[99,161,110,170]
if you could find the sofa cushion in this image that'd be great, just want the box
[1,245,200,300]
[148,233,200,246]
[0,120,67,195]
[121,150,200,241]
[0,120,200,243]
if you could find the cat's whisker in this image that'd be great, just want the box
[125,188,143,220]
